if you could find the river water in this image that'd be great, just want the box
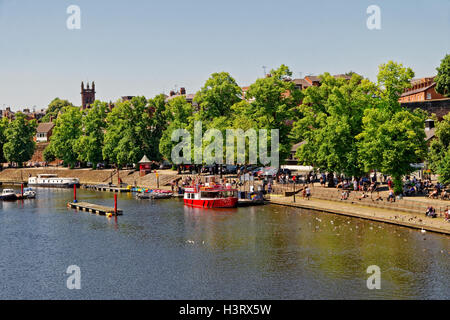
[0,188,448,299]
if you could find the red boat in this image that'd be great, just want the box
[184,184,238,208]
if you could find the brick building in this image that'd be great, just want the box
[35,122,55,143]
[165,87,196,106]
[399,77,445,103]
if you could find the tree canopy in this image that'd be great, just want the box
[428,114,450,185]
[74,101,108,169]
[0,117,8,163]
[292,73,377,177]
[3,113,37,166]
[159,96,194,163]
[41,98,74,122]
[357,108,427,192]
[435,53,450,97]
[194,72,242,120]
[377,61,414,111]
[47,106,82,168]
[241,65,303,162]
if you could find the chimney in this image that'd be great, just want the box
[425,119,435,131]
[180,87,186,95]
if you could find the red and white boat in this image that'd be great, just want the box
[184,183,238,208]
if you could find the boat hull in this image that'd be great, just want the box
[0,194,18,201]
[184,197,238,208]
[28,183,80,188]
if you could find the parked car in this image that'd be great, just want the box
[261,167,278,178]
[278,168,291,176]
[224,165,238,174]
[238,165,258,173]
[159,161,172,170]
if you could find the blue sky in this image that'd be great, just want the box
[0,0,448,110]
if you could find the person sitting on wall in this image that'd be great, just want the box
[426,206,437,218]
[341,190,349,200]
[428,188,439,199]
[358,191,368,200]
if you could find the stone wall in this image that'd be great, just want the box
[401,98,450,120]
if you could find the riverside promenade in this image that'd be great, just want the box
[269,194,450,235]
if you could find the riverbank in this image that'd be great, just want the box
[0,167,178,189]
[2,167,449,235]
[269,194,450,235]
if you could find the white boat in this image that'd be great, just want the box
[0,189,17,201]
[28,174,80,188]
[23,188,36,199]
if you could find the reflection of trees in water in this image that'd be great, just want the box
[182,205,449,297]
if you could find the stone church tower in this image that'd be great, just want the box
[81,81,96,109]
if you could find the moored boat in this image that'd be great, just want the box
[0,189,18,201]
[23,188,36,199]
[136,189,173,199]
[28,174,79,188]
[184,184,238,208]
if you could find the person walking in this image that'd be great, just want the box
[305,186,311,200]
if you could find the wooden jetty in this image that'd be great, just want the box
[83,184,130,193]
[237,199,266,207]
[67,201,123,216]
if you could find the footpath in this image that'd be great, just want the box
[268,190,450,235]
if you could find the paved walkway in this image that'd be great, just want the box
[269,194,450,235]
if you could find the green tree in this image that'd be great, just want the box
[74,101,107,169]
[228,100,259,165]
[428,114,450,185]
[146,94,168,160]
[377,61,414,111]
[103,100,141,167]
[241,64,303,163]
[357,109,427,193]
[48,106,82,168]
[3,113,37,166]
[43,146,55,163]
[435,53,450,97]
[0,117,9,163]
[194,72,242,120]
[291,73,377,178]
[41,98,74,122]
[159,96,194,163]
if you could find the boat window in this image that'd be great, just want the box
[201,192,219,198]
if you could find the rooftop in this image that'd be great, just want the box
[36,122,55,133]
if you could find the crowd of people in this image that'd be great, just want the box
[176,170,449,222]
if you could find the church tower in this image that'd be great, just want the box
[81,81,96,109]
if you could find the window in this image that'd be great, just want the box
[426,93,431,100]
